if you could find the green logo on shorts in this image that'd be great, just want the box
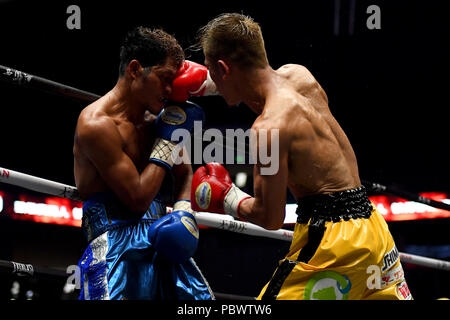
[304,271,351,300]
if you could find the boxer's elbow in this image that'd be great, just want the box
[132,197,152,214]
[122,191,153,216]
[251,206,285,230]
[259,216,284,230]
[240,198,285,230]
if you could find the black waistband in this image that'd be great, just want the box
[296,186,373,224]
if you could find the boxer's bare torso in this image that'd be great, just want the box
[73,92,154,199]
[240,64,361,228]
[258,64,361,199]
[73,57,182,214]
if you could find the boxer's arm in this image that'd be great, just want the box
[172,150,193,202]
[238,125,289,230]
[77,117,166,214]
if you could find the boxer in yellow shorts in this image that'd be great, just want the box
[189,13,412,300]
[257,192,411,300]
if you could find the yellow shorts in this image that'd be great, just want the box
[257,204,412,300]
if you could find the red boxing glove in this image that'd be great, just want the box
[191,162,251,218]
[170,60,218,102]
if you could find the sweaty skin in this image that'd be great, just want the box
[73,58,192,217]
[251,65,360,228]
[206,59,361,229]
[265,64,360,197]
[73,93,158,200]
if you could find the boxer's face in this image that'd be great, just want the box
[131,57,178,114]
[147,57,179,113]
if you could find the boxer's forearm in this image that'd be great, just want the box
[172,162,193,202]
[238,197,285,230]
[129,163,167,213]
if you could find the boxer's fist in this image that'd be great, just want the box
[154,100,205,141]
[169,60,218,102]
[191,162,251,218]
[149,205,199,263]
[149,101,205,170]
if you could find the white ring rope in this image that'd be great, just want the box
[1,166,449,271]
[194,212,294,242]
[0,167,81,201]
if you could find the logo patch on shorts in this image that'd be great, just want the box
[181,216,199,239]
[161,105,186,125]
[195,182,211,210]
[304,271,352,300]
[395,280,412,300]
[382,245,400,272]
[381,265,405,288]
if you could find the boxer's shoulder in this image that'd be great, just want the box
[277,64,324,98]
[259,91,322,148]
[76,104,123,148]
[277,63,313,81]
[78,110,114,134]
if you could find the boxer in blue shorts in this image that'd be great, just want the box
[73,27,213,300]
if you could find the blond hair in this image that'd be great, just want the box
[198,13,269,70]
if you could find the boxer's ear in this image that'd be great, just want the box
[127,59,143,79]
[217,60,230,80]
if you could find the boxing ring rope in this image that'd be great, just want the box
[0,167,82,201]
[362,179,450,212]
[1,166,449,272]
[0,258,256,300]
[0,259,67,280]
[0,65,100,103]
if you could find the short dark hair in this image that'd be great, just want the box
[118,26,184,76]
[198,13,268,70]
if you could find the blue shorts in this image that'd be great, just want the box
[78,193,214,300]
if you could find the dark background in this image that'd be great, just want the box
[0,0,449,300]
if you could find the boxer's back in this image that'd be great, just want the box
[269,64,361,199]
